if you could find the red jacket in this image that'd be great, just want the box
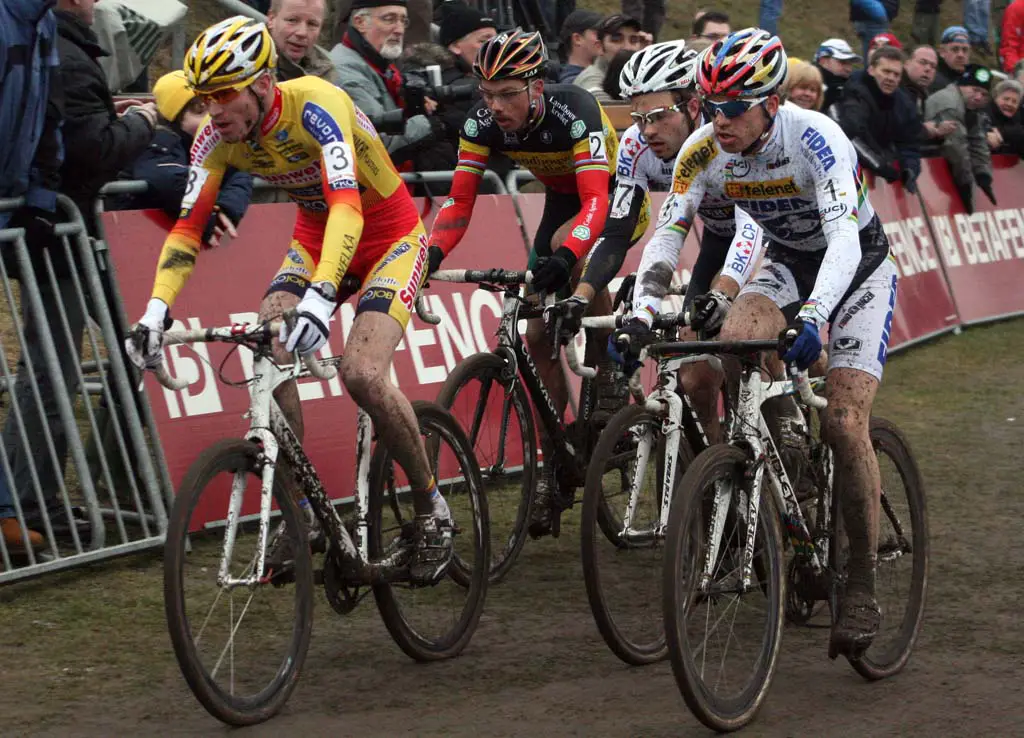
[1001,0,1024,73]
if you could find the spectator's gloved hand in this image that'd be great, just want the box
[956,181,975,214]
[779,318,822,372]
[531,247,577,294]
[608,314,652,375]
[281,282,335,356]
[901,167,919,194]
[876,163,900,183]
[18,206,58,250]
[125,298,171,370]
[975,173,997,206]
[426,245,445,277]
[544,295,589,345]
[612,273,636,312]
[690,289,733,338]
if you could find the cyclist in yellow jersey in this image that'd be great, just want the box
[124,17,454,585]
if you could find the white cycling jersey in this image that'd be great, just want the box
[634,106,886,328]
[613,123,763,295]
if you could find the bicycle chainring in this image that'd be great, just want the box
[322,552,366,616]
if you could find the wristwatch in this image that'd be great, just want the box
[311,281,338,303]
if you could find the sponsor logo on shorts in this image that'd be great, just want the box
[373,242,412,272]
[365,276,399,290]
[398,245,428,312]
[833,337,862,352]
[358,286,396,312]
[724,178,800,199]
[836,290,874,329]
[286,247,304,264]
[877,273,897,365]
[800,126,837,172]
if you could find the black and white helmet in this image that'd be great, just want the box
[619,40,700,98]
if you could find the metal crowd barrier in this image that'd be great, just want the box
[0,196,169,584]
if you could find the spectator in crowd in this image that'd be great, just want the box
[964,0,993,53]
[995,0,1013,50]
[815,38,862,113]
[925,64,996,213]
[869,31,903,57]
[912,0,942,46]
[268,0,341,85]
[903,44,959,143]
[330,0,440,167]
[574,14,644,103]
[111,71,253,244]
[838,45,923,191]
[601,47,638,102]
[760,0,783,35]
[557,9,603,83]
[0,0,63,550]
[850,0,900,60]
[2,0,158,546]
[333,0,432,47]
[784,60,825,110]
[1000,0,1024,73]
[692,10,730,43]
[986,78,1024,154]
[621,0,665,40]
[400,2,497,178]
[932,26,972,91]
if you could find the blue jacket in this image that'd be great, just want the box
[850,0,900,23]
[0,0,62,225]
[111,126,253,243]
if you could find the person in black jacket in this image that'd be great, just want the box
[850,0,900,60]
[931,25,971,92]
[912,0,942,46]
[814,38,863,114]
[986,78,1024,156]
[837,45,924,191]
[112,71,253,247]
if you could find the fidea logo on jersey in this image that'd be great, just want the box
[800,126,837,171]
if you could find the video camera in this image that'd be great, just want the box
[402,64,479,118]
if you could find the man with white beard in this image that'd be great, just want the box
[330,0,441,165]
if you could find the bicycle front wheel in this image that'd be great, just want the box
[663,444,785,733]
[368,401,490,662]
[164,438,313,726]
[436,351,536,584]
[847,416,929,680]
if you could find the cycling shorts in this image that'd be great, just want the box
[266,221,429,330]
[741,250,898,380]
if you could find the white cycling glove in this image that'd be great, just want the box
[125,298,170,370]
[281,283,335,356]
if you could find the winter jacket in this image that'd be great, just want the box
[929,55,962,94]
[986,100,1024,156]
[329,28,436,165]
[55,10,153,217]
[0,0,62,221]
[837,70,923,179]
[817,63,850,114]
[110,126,253,242]
[914,0,941,12]
[999,0,1024,73]
[924,83,993,205]
[276,45,342,87]
[900,69,930,116]
[573,56,613,104]
[850,0,900,23]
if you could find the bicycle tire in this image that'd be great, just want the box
[663,444,785,733]
[848,416,929,680]
[368,400,490,662]
[164,438,313,727]
[436,351,536,584]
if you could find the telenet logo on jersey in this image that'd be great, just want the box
[672,138,717,193]
[724,178,801,199]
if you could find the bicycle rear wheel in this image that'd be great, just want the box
[847,416,929,680]
[164,438,313,726]
[582,404,689,666]
[663,444,785,733]
[436,351,535,584]
[368,401,490,662]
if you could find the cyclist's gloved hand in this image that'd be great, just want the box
[612,273,636,312]
[608,313,652,374]
[690,289,733,338]
[779,319,822,371]
[531,247,577,294]
[544,295,589,345]
[426,245,445,277]
[125,298,171,370]
[282,282,335,356]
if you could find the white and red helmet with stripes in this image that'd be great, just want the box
[697,27,788,99]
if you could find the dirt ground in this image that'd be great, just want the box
[2,321,1024,737]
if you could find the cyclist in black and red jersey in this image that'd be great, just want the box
[426,29,651,538]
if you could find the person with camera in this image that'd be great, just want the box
[399,2,497,177]
[329,0,439,166]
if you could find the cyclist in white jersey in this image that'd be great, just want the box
[545,40,764,441]
[625,29,898,657]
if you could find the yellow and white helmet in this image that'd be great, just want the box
[184,16,277,92]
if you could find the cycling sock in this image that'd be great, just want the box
[411,476,449,519]
[844,552,877,598]
[429,481,451,520]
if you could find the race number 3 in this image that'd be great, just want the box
[324,141,356,189]
[180,167,210,212]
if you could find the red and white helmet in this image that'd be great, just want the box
[697,28,787,99]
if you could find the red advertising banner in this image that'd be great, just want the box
[916,155,1024,325]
